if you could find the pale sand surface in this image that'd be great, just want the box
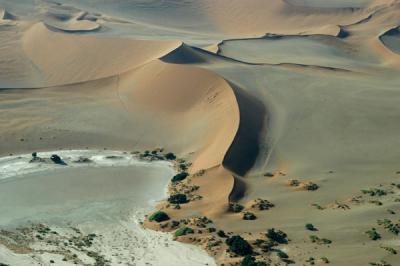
[0,0,400,265]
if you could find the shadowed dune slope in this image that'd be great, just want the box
[22,23,181,86]
[379,26,400,55]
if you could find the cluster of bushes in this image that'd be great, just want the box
[225,235,253,256]
[168,193,188,204]
[241,256,267,266]
[266,228,288,244]
[171,172,189,183]
[149,211,170,222]
[377,219,400,235]
[305,223,317,231]
[309,235,332,244]
[229,202,244,213]
[365,228,381,240]
[243,212,257,220]
[361,188,387,197]
[174,227,194,237]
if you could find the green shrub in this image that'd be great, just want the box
[175,227,194,237]
[229,202,244,213]
[226,235,253,256]
[243,212,257,220]
[171,172,189,182]
[380,246,397,254]
[208,227,216,233]
[266,228,288,244]
[217,230,227,238]
[309,235,332,245]
[240,255,267,266]
[149,211,170,222]
[320,257,330,264]
[168,193,187,204]
[369,260,391,266]
[276,250,289,259]
[365,228,381,240]
[305,223,317,231]
[165,152,176,160]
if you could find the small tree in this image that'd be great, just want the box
[266,228,288,244]
[171,172,189,182]
[149,211,170,222]
[226,235,253,256]
[168,193,188,204]
[175,227,194,237]
[165,152,176,160]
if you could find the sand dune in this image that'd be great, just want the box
[22,23,181,86]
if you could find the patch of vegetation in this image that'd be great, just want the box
[217,230,227,238]
[303,182,319,191]
[251,198,274,210]
[225,235,253,256]
[241,255,267,266]
[86,251,111,266]
[168,193,188,204]
[309,235,332,245]
[171,172,189,183]
[276,249,289,259]
[380,246,397,255]
[377,219,400,235]
[207,227,216,233]
[305,223,317,231]
[387,209,396,215]
[174,227,194,237]
[365,228,381,240]
[229,202,244,213]
[243,212,257,220]
[361,188,387,197]
[266,228,288,244]
[149,211,170,222]
[287,179,300,187]
[306,257,315,265]
[164,152,176,160]
[320,257,330,264]
[369,200,383,206]
[369,260,391,266]
[311,203,324,210]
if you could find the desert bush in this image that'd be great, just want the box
[165,152,176,160]
[266,228,288,244]
[361,188,387,197]
[171,172,189,183]
[380,246,397,254]
[149,211,170,222]
[226,235,253,256]
[175,227,194,237]
[309,235,332,244]
[240,255,267,266]
[217,230,227,238]
[365,228,381,240]
[305,223,317,231]
[243,212,257,220]
[168,193,187,204]
[229,202,244,213]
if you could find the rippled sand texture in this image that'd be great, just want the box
[1,0,400,265]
